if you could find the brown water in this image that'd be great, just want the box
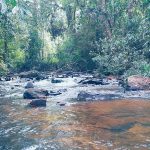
[62,100,150,150]
[0,98,150,150]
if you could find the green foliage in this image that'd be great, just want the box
[0,0,149,76]
[26,30,42,68]
[0,58,8,76]
[0,0,16,14]
[124,60,150,77]
[5,0,16,7]
[142,64,150,77]
[58,33,96,71]
[91,0,150,76]
[10,49,25,69]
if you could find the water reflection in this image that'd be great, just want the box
[61,100,150,149]
[0,99,150,150]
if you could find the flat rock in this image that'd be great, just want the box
[128,75,150,90]
[79,78,109,85]
[77,91,122,101]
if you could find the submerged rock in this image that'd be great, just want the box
[49,90,62,96]
[59,103,66,106]
[56,101,66,106]
[51,78,63,83]
[29,99,46,107]
[23,89,49,99]
[106,122,136,133]
[77,91,122,101]
[48,89,67,96]
[11,87,14,90]
[58,89,67,93]
[25,82,34,89]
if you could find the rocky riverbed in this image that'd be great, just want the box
[1,72,150,101]
[0,72,150,149]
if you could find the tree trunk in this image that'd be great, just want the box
[3,14,8,63]
[127,0,138,19]
[99,0,112,39]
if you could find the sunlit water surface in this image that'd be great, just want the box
[0,97,150,150]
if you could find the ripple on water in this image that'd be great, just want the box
[22,145,39,150]
[0,98,150,150]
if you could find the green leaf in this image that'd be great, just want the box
[5,0,16,7]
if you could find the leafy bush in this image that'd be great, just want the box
[10,49,25,69]
[0,60,8,76]
[125,61,150,77]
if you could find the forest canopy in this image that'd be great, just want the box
[0,0,150,76]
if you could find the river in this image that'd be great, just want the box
[0,76,150,150]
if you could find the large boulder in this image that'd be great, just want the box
[25,82,34,89]
[29,99,46,107]
[127,75,150,90]
[77,91,122,101]
[23,89,49,99]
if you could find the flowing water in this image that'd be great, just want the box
[0,77,150,150]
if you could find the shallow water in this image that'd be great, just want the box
[0,76,150,149]
[0,97,150,150]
